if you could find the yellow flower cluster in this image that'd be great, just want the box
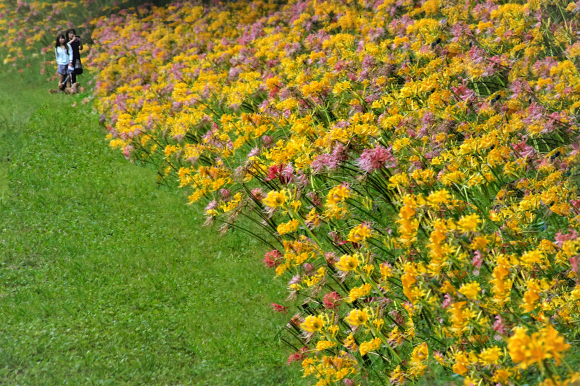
[508,325,570,369]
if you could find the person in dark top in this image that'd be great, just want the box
[66,29,83,85]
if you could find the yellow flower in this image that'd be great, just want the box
[508,325,571,369]
[434,351,445,366]
[303,267,326,287]
[427,189,451,206]
[457,213,481,232]
[520,249,547,268]
[336,254,359,272]
[408,343,429,378]
[491,368,511,383]
[345,309,370,326]
[301,315,325,333]
[389,365,406,384]
[219,193,243,213]
[388,172,409,189]
[440,280,456,294]
[206,209,218,217]
[422,0,439,14]
[326,185,351,206]
[275,263,289,277]
[359,337,382,356]
[521,279,541,313]
[459,281,481,300]
[277,219,300,235]
[397,197,419,247]
[316,340,337,351]
[344,333,358,351]
[479,346,502,365]
[347,283,372,302]
[347,223,373,243]
[571,286,580,300]
[263,190,286,208]
[452,351,469,375]
[401,262,420,303]
[469,236,488,250]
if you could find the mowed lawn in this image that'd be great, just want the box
[0,71,304,384]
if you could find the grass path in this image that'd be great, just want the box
[0,73,304,384]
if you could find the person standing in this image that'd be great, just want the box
[54,32,74,92]
[66,29,83,85]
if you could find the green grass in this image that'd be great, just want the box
[0,71,305,384]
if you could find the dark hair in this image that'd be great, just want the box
[55,33,69,54]
[66,28,77,38]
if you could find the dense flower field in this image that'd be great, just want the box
[7,0,580,384]
[87,0,580,384]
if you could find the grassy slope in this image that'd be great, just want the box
[0,71,305,384]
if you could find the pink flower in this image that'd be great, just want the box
[472,251,484,276]
[311,143,349,173]
[555,229,579,247]
[263,250,283,268]
[266,164,293,184]
[306,191,322,207]
[205,200,218,212]
[122,145,134,160]
[442,294,453,309]
[261,135,273,147]
[356,145,396,173]
[452,80,478,102]
[493,315,507,335]
[324,252,338,265]
[368,27,385,42]
[512,139,536,159]
[570,255,579,275]
[247,147,260,158]
[251,188,264,201]
[266,165,284,181]
[323,291,341,310]
[389,310,404,325]
[219,189,230,200]
[288,274,301,286]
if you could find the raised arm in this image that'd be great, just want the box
[67,43,74,65]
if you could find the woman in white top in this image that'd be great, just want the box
[54,33,74,92]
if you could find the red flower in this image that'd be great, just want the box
[266,163,294,184]
[287,347,307,365]
[271,303,289,313]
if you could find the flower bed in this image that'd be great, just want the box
[87,0,580,384]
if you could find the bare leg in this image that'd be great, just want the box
[66,72,71,89]
[58,73,66,91]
